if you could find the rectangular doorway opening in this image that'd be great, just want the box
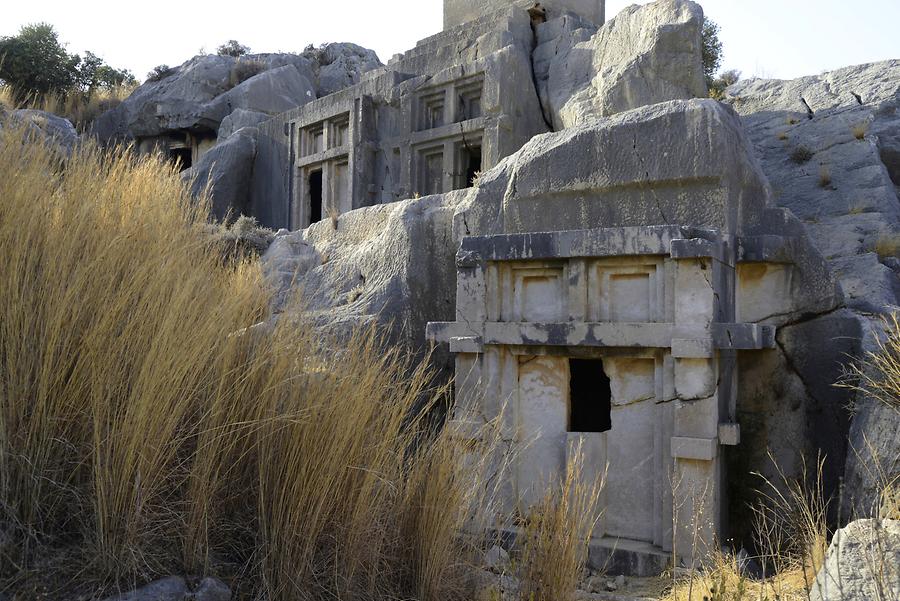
[569,359,612,433]
[309,169,323,225]
[464,144,482,188]
[455,140,482,189]
[170,147,192,171]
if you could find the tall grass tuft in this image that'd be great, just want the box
[517,445,603,601]
[0,123,505,599]
[664,455,830,601]
[842,312,900,413]
[0,122,269,580]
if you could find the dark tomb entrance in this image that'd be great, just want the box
[309,170,323,225]
[170,147,192,171]
[568,359,612,433]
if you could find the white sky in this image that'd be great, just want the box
[3,0,899,83]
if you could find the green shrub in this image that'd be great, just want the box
[146,64,175,83]
[708,69,741,100]
[216,40,250,57]
[701,18,723,90]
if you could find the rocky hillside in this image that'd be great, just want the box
[725,63,900,517]
[92,44,382,144]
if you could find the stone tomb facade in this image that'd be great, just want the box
[252,6,547,230]
[428,225,781,569]
[137,131,216,172]
[285,68,494,230]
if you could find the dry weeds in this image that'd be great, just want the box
[0,124,511,600]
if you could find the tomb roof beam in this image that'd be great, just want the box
[458,225,721,261]
[430,322,777,350]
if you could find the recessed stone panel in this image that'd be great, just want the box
[510,266,567,322]
[516,355,569,506]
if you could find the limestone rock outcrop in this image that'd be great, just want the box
[183,127,258,221]
[537,0,707,129]
[260,190,463,353]
[305,43,384,97]
[203,64,316,125]
[810,519,900,601]
[726,62,900,517]
[2,109,79,154]
[92,46,382,144]
[726,61,900,315]
[218,108,269,139]
[842,319,900,519]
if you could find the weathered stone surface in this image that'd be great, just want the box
[844,394,900,516]
[773,311,860,507]
[262,230,325,311]
[204,64,315,125]
[6,109,79,154]
[725,61,900,314]
[455,99,839,321]
[193,577,232,601]
[542,0,706,129]
[218,108,269,140]
[533,12,597,125]
[831,254,900,314]
[727,61,900,116]
[874,97,900,185]
[260,190,464,353]
[93,49,381,143]
[308,43,383,97]
[727,63,900,519]
[183,127,258,220]
[810,519,900,601]
[484,545,511,572]
[93,54,246,141]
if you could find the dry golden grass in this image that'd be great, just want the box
[664,554,812,601]
[818,166,833,188]
[517,446,603,601]
[0,84,135,131]
[843,313,900,413]
[852,122,869,140]
[0,124,511,600]
[664,454,829,601]
[874,234,900,260]
[0,84,13,110]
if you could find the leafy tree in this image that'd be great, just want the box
[700,17,740,99]
[701,17,723,89]
[76,51,136,90]
[217,40,250,57]
[0,23,136,101]
[0,23,78,100]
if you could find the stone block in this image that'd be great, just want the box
[671,437,717,461]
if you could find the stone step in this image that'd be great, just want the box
[588,538,671,578]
